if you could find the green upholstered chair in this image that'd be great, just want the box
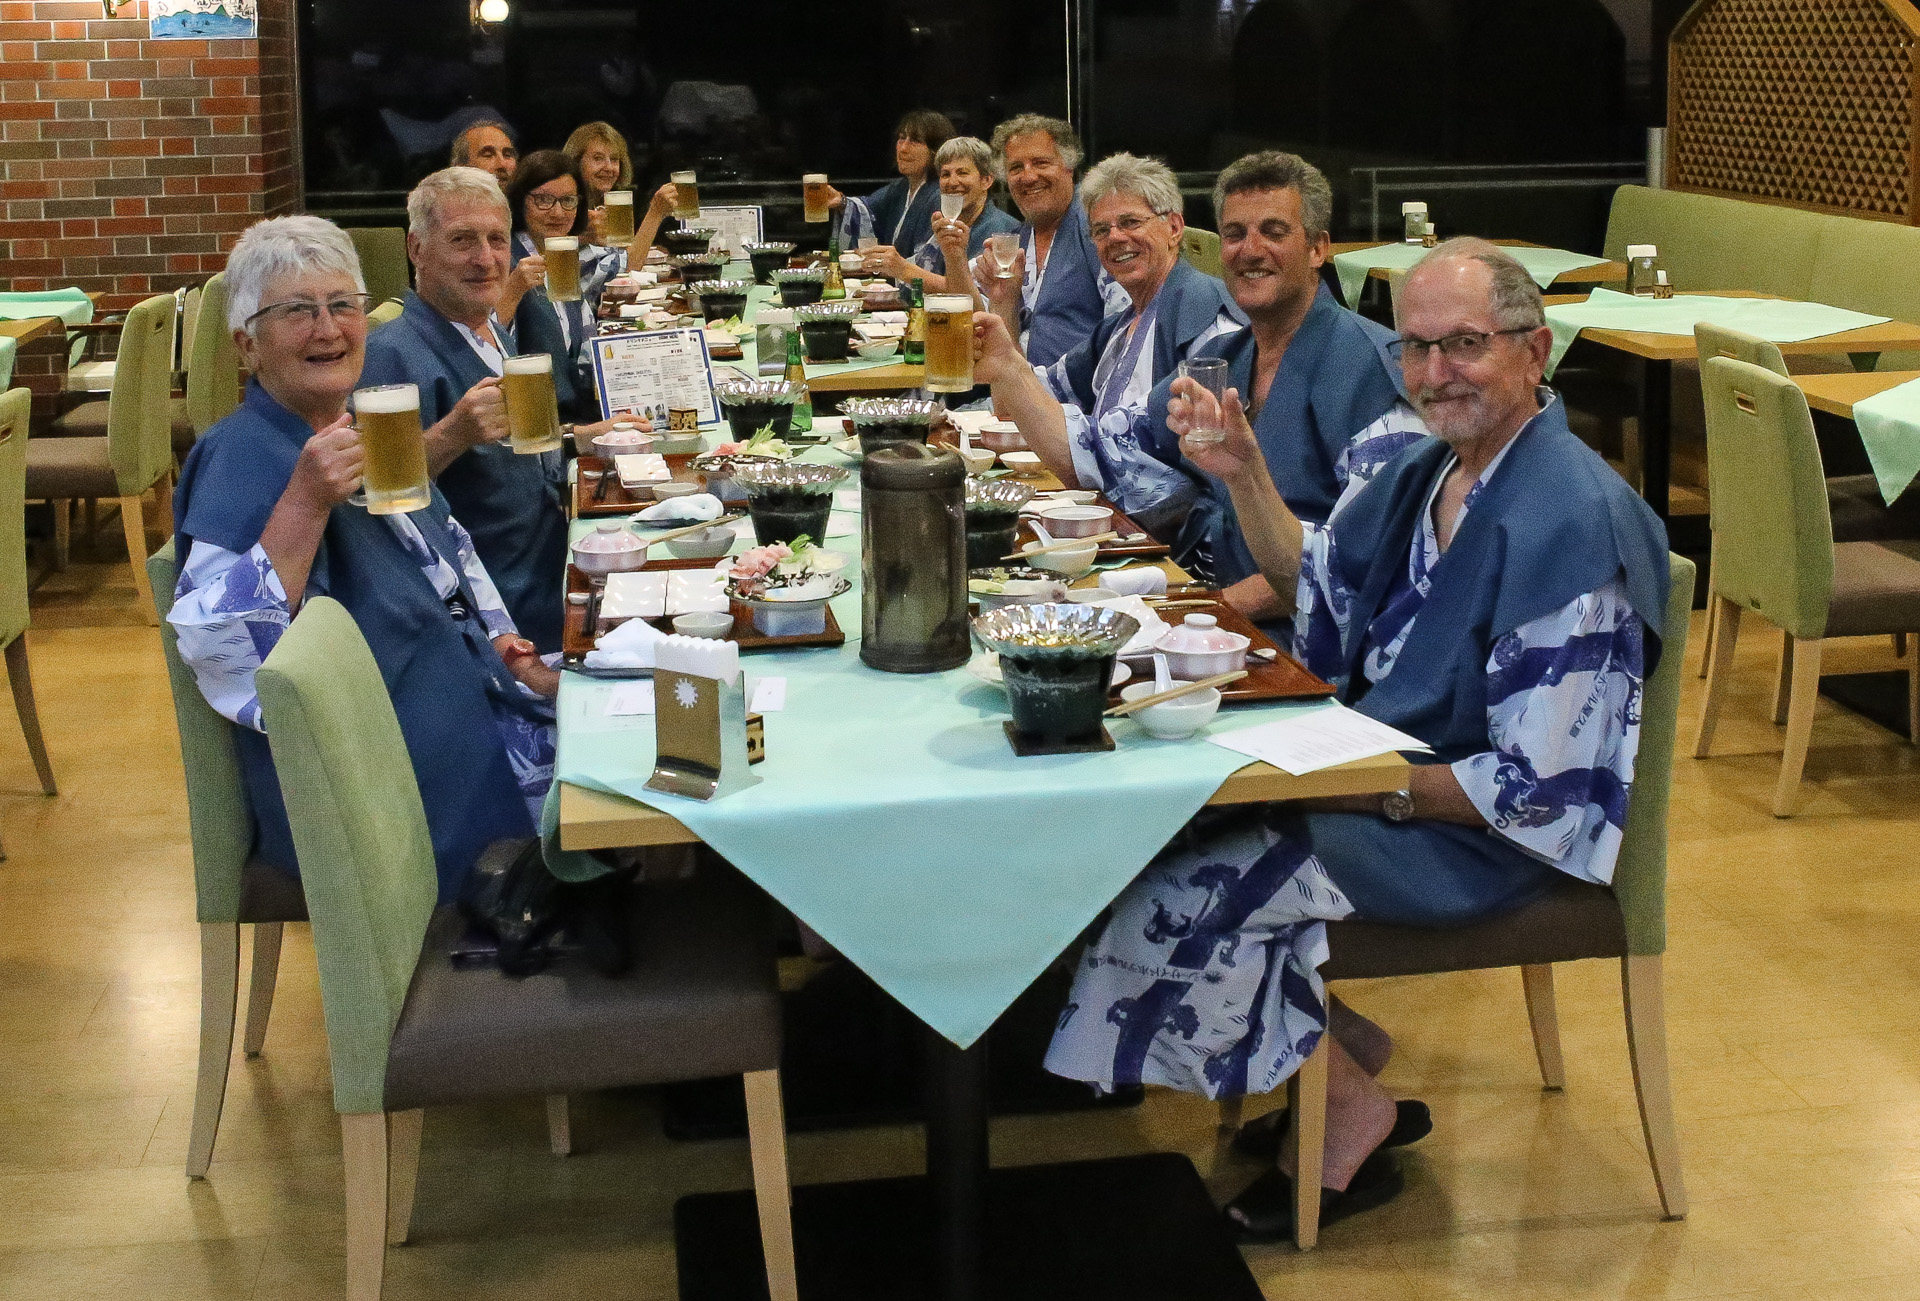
[347,228,411,305]
[1693,359,1920,815]
[256,597,798,1301]
[146,541,307,1178]
[1180,226,1223,280]
[30,293,175,622]
[185,273,242,438]
[1269,556,1696,1249]
[366,298,405,330]
[0,388,57,857]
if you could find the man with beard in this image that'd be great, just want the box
[1043,240,1671,1241]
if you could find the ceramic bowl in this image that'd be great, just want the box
[1119,681,1222,740]
[956,445,997,473]
[1154,612,1251,680]
[977,421,1028,453]
[1037,504,1113,538]
[570,521,649,577]
[592,424,653,459]
[1021,538,1097,579]
[1034,488,1098,507]
[650,431,704,455]
[651,479,702,499]
[1067,586,1119,604]
[672,611,734,639]
[854,337,900,361]
[1000,451,1044,476]
[967,566,1068,611]
[665,525,736,560]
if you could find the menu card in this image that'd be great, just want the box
[694,205,765,258]
[1208,701,1430,776]
[589,326,719,424]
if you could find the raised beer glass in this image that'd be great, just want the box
[803,173,831,223]
[351,383,431,515]
[544,236,581,303]
[603,190,635,242]
[922,294,975,393]
[503,353,562,454]
[672,170,700,219]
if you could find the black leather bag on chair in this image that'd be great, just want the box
[459,839,640,978]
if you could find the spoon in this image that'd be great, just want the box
[1153,652,1172,693]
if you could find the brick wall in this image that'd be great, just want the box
[0,0,300,314]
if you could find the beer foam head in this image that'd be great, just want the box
[605,190,632,206]
[504,353,553,375]
[353,383,419,414]
[804,173,828,184]
[545,236,579,251]
[926,294,974,312]
[672,170,696,183]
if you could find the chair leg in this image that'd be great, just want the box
[119,493,158,625]
[1908,640,1919,746]
[82,497,98,544]
[242,922,282,1057]
[1520,963,1567,1091]
[1773,636,1823,817]
[742,1069,799,1301]
[51,500,69,572]
[1289,1034,1329,1251]
[1215,1095,1245,1136]
[1622,955,1688,1220]
[5,637,58,795]
[545,1094,572,1156]
[1895,632,1908,659]
[1692,596,1742,758]
[386,1109,423,1248]
[187,921,240,1180]
[1770,628,1794,726]
[1696,552,1717,679]
[340,1112,390,1301]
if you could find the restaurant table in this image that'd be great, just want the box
[1792,369,1920,507]
[1541,290,1920,542]
[1329,238,1623,309]
[558,461,1409,1299]
[701,280,925,399]
[1794,369,1920,418]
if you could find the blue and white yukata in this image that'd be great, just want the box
[1017,196,1133,367]
[1044,398,1672,1099]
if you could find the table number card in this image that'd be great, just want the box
[695,205,765,258]
[590,326,720,424]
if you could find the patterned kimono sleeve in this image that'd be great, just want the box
[1335,401,1428,496]
[448,515,519,640]
[1292,520,1354,688]
[580,243,627,306]
[1096,265,1131,318]
[840,197,875,247]
[165,540,294,733]
[1036,355,1077,408]
[1452,576,1647,884]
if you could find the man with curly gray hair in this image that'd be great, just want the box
[979,114,1129,366]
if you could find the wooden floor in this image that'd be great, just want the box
[5,529,1920,1300]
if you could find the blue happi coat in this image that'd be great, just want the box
[360,292,569,652]
[1020,197,1118,367]
[510,232,596,423]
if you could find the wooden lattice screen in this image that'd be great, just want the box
[1669,0,1920,223]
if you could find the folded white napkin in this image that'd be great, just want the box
[1103,566,1169,597]
[866,310,908,326]
[630,270,659,287]
[1081,593,1169,656]
[585,614,666,669]
[632,493,723,524]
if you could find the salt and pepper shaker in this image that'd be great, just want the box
[1420,222,1438,249]
[1626,244,1660,297]
[1652,269,1674,300]
[1402,201,1428,244]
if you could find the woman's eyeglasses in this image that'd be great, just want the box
[528,193,580,212]
[246,293,375,331]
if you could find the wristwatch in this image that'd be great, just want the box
[1380,789,1415,823]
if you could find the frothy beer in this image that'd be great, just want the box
[803,173,831,224]
[503,353,561,455]
[353,384,430,515]
[603,190,634,242]
[544,236,581,303]
[923,294,975,394]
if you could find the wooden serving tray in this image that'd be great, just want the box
[1017,496,1169,561]
[572,454,745,518]
[1119,594,1336,705]
[562,565,847,659]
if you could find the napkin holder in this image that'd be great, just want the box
[645,636,761,802]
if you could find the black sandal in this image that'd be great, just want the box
[1224,1148,1404,1243]
[1231,1098,1432,1162]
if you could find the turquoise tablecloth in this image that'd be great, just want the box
[721,284,909,382]
[1849,377,1920,505]
[0,287,94,326]
[0,338,15,392]
[1543,287,1892,376]
[1331,242,1608,310]
[555,457,1334,1048]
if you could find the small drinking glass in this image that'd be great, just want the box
[1179,358,1231,445]
[939,191,965,221]
[986,232,1020,280]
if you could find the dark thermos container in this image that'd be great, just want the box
[860,442,969,672]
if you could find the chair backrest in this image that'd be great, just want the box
[0,389,31,650]
[1692,321,1787,377]
[106,293,177,496]
[186,273,242,437]
[1700,356,1835,639]
[148,541,258,924]
[367,298,405,330]
[257,597,437,1114]
[348,227,411,305]
[1180,227,1223,280]
[0,338,16,394]
[177,285,201,378]
[1386,267,1409,327]
[1612,554,1695,957]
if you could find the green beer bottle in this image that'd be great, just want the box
[784,324,813,433]
[902,279,926,365]
[823,234,846,300]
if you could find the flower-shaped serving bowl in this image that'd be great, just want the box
[731,461,849,546]
[743,240,798,284]
[661,226,717,257]
[843,395,939,455]
[691,278,752,322]
[770,267,827,307]
[671,253,729,286]
[972,603,1142,744]
[714,378,803,441]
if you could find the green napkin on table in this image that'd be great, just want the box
[1331,243,1608,310]
[1542,288,1891,376]
[0,288,94,326]
[1848,376,1920,506]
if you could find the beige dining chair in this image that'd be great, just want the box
[1694,357,1920,815]
[0,387,58,858]
[168,284,203,460]
[30,292,175,622]
[1246,554,1695,1249]
[185,273,243,439]
[1181,227,1223,280]
[348,227,411,304]
[367,298,405,330]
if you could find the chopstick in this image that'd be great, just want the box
[1104,670,1248,717]
[640,512,745,544]
[1143,598,1218,610]
[1003,531,1119,560]
[591,466,614,502]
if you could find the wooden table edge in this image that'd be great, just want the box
[1541,290,1920,361]
[1792,369,1920,418]
[557,750,1412,851]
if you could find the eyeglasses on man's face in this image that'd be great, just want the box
[1389,328,1534,366]
[247,293,375,331]
[1089,211,1169,242]
[528,192,580,212]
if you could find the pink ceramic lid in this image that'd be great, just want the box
[1155,612,1248,653]
[572,521,647,555]
[595,424,652,449]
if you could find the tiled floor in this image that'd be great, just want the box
[4,527,1920,1299]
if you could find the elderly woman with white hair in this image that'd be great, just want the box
[860,136,1020,296]
[168,214,561,902]
[975,152,1242,536]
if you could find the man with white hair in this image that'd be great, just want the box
[1044,239,1672,1240]
[973,151,1241,536]
[359,166,570,652]
[978,114,1130,366]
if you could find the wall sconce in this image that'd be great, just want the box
[101,0,128,16]
[471,0,509,28]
